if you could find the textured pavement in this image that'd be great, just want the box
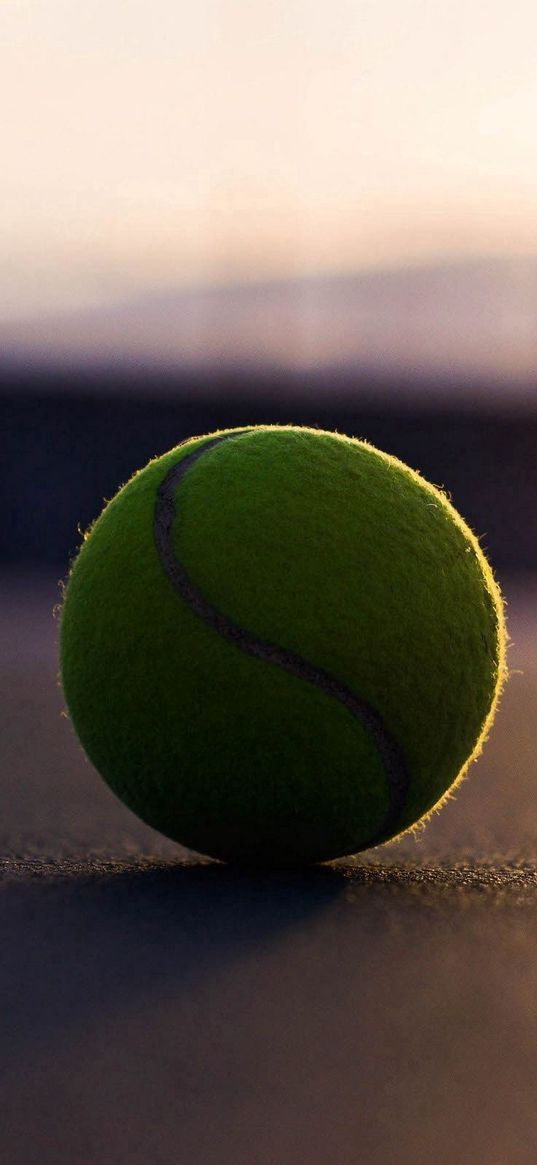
[1,572,536,1165]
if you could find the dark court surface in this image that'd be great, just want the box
[2,571,537,1165]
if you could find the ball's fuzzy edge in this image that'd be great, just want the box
[376,509,509,850]
[56,423,510,861]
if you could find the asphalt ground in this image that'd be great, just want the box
[1,572,536,1165]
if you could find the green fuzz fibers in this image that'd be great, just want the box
[60,426,507,866]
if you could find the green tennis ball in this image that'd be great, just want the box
[60,425,506,866]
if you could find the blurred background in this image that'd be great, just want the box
[1,0,537,856]
[2,0,537,576]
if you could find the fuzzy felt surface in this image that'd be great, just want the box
[60,426,506,865]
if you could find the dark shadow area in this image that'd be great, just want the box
[1,860,345,1056]
[2,855,535,1058]
[2,855,537,1165]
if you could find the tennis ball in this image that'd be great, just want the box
[60,425,506,866]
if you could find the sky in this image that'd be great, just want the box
[2,0,537,319]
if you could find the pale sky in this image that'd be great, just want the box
[2,0,537,318]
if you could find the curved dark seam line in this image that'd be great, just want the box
[153,430,409,847]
